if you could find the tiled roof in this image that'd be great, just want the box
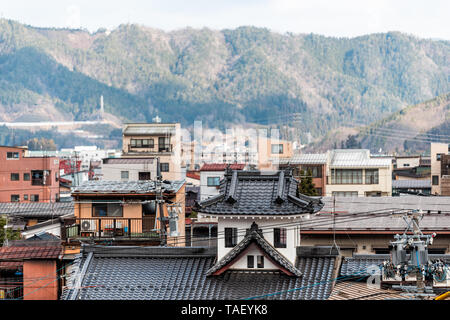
[196,170,324,216]
[62,245,337,300]
[207,222,302,276]
[0,243,62,261]
[392,179,431,189]
[123,124,177,136]
[328,281,407,300]
[186,171,200,180]
[276,154,327,165]
[340,254,450,277]
[102,158,155,164]
[329,149,391,168]
[72,180,185,194]
[0,202,74,218]
[200,163,246,171]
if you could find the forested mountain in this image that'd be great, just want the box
[307,93,450,154]
[0,19,449,145]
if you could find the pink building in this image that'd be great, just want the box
[0,146,60,203]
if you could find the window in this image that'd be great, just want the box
[332,191,358,197]
[121,171,129,180]
[432,175,439,186]
[10,173,19,181]
[139,172,151,180]
[207,176,220,187]
[30,195,39,202]
[271,144,283,154]
[247,255,254,268]
[301,165,322,178]
[92,202,123,217]
[31,170,45,186]
[6,152,19,159]
[24,194,28,201]
[131,139,154,148]
[403,163,410,167]
[23,173,30,181]
[11,195,19,202]
[274,228,287,248]
[437,153,443,161]
[257,255,264,268]
[365,169,379,184]
[160,163,169,172]
[224,228,238,247]
[330,169,362,184]
[159,137,171,152]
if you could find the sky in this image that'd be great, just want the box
[1,0,449,39]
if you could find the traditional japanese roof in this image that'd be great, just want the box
[206,222,302,277]
[62,245,338,300]
[276,154,327,165]
[72,180,185,195]
[0,202,74,218]
[195,170,324,216]
[186,171,200,180]
[0,241,62,261]
[328,281,407,300]
[200,163,246,171]
[392,179,431,189]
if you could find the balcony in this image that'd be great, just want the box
[61,217,160,240]
[127,144,173,154]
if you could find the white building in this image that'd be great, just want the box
[101,158,157,181]
[199,163,246,201]
[195,170,324,274]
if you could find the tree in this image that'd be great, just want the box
[26,137,57,151]
[0,216,21,246]
[297,169,318,196]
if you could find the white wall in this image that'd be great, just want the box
[214,215,302,266]
[200,170,225,200]
[101,163,157,181]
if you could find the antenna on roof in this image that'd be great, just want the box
[152,115,161,123]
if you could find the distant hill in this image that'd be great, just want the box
[0,19,449,147]
[307,93,450,154]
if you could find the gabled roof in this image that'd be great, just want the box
[72,180,185,195]
[195,170,323,216]
[206,222,302,277]
[62,245,338,300]
[200,163,246,171]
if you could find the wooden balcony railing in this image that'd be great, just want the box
[61,217,159,240]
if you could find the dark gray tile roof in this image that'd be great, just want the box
[340,254,450,277]
[72,180,185,194]
[207,222,301,277]
[0,202,74,218]
[196,170,324,216]
[62,245,337,300]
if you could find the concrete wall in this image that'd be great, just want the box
[23,260,58,300]
[101,163,157,181]
[431,143,449,195]
[200,170,224,201]
[396,157,421,168]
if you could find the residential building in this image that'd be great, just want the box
[258,136,294,170]
[277,153,327,196]
[100,158,157,181]
[62,180,185,246]
[62,245,339,300]
[185,171,200,186]
[199,163,246,201]
[121,123,182,181]
[0,240,63,300]
[325,149,392,197]
[393,155,430,181]
[431,143,450,195]
[0,146,60,203]
[195,169,324,267]
[299,196,450,256]
[392,179,431,196]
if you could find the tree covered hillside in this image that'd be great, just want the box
[0,19,449,141]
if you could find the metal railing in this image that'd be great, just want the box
[62,217,159,240]
[127,144,173,153]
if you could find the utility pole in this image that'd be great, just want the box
[155,158,167,246]
[383,209,444,299]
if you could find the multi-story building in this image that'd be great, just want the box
[199,163,246,201]
[0,146,60,203]
[325,149,392,197]
[277,154,327,196]
[121,123,182,181]
[431,143,450,195]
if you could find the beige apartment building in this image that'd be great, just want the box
[121,123,182,180]
[431,143,450,195]
[325,149,392,197]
